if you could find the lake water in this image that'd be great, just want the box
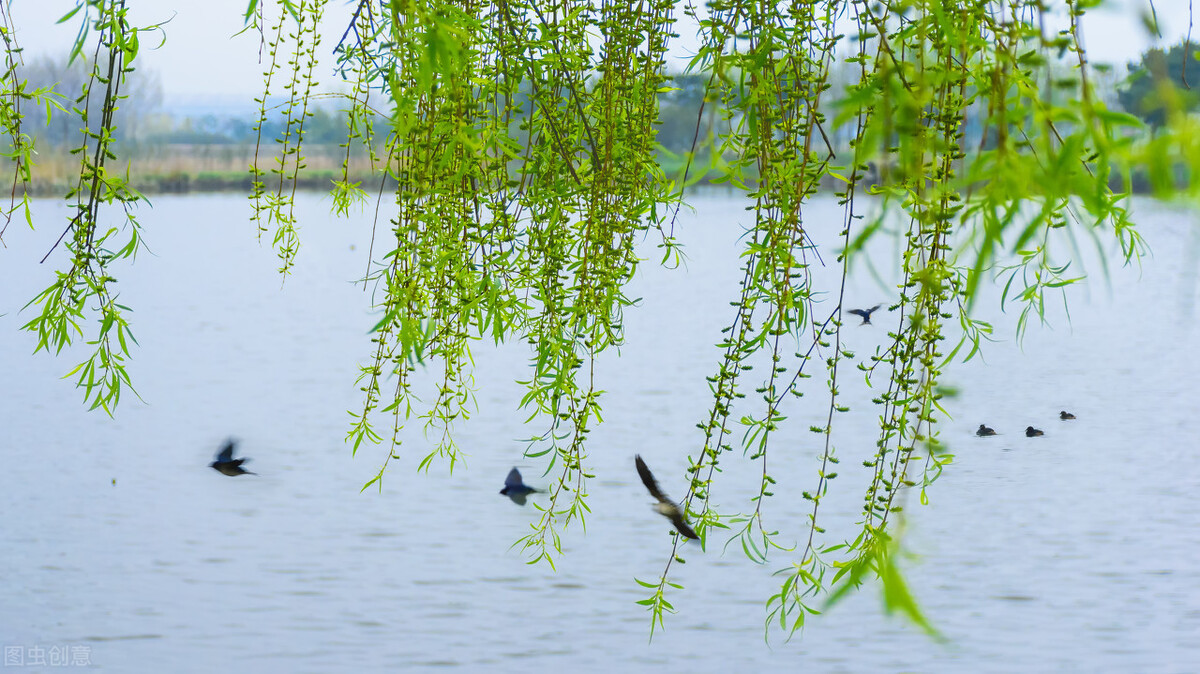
[2,193,1198,672]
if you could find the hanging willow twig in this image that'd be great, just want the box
[20,0,163,415]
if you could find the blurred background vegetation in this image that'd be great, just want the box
[18,41,1185,196]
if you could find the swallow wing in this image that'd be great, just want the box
[669,511,700,540]
[850,304,882,319]
[505,468,524,490]
[635,455,669,503]
[216,440,235,463]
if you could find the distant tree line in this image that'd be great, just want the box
[150,106,357,145]
[19,54,162,146]
[14,45,1189,154]
[12,58,747,154]
[1118,41,1200,128]
[18,55,363,148]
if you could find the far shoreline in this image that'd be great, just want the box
[5,143,1172,198]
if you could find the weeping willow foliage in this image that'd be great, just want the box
[7,0,1170,638]
[7,0,161,413]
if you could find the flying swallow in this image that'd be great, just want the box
[976,424,997,436]
[210,439,256,476]
[1059,411,1076,420]
[1025,426,1044,437]
[634,455,699,540]
[499,467,541,506]
[848,304,882,325]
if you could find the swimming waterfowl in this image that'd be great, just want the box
[1059,411,1075,420]
[976,424,997,436]
[1025,426,1044,437]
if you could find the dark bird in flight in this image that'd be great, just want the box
[210,439,256,476]
[976,424,997,437]
[1025,426,1044,437]
[1059,411,1076,420]
[848,304,882,325]
[499,467,541,506]
[634,455,699,540]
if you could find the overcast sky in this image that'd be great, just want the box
[5,0,1195,105]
